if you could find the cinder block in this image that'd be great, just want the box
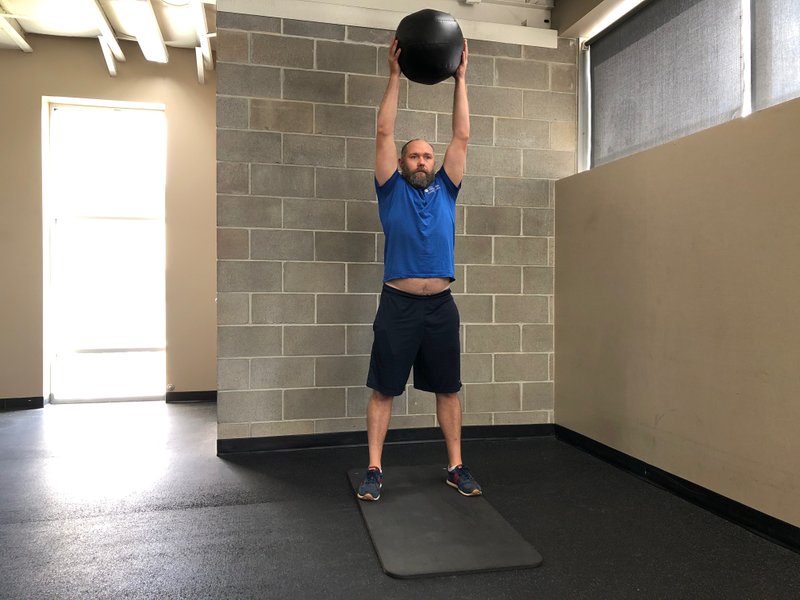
[251,357,315,388]
[494,178,549,208]
[317,294,377,324]
[217,162,248,195]
[523,382,554,410]
[217,63,280,98]
[462,412,493,425]
[494,237,548,265]
[250,229,314,261]
[466,145,521,177]
[465,265,520,294]
[284,134,345,167]
[314,417,368,433]
[347,262,384,293]
[346,325,374,355]
[394,110,437,144]
[218,325,282,358]
[456,206,465,234]
[251,33,313,67]
[523,266,554,294]
[346,138,376,169]
[522,149,575,179]
[466,206,520,235]
[469,39,521,58]
[251,164,315,198]
[218,358,249,390]
[455,236,492,265]
[458,176,494,206]
[390,415,437,429]
[464,325,520,352]
[549,238,555,267]
[284,387,346,419]
[466,55,494,86]
[523,90,576,122]
[347,25,391,44]
[317,40,377,75]
[347,387,407,417]
[495,353,549,382]
[217,390,282,423]
[523,208,554,236]
[347,201,381,233]
[551,64,577,93]
[348,74,407,108]
[251,294,315,324]
[522,324,553,353]
[218,129,281,164]
[316,355,371,386]
[284,262,345,292]
[250,99,313,133]
[316,168,375,201]
[550,121,577,151]
[495,295,549,323]
[407,388,436,415]
[315,231,375,262]
[494,410,549,425]
[218,261,281,292]
[461,353,493,382]
[217,196,281,227]
[251,420,314,437]
[495,59,548,90]
[284,325,346,356]
[406,81,454,112]
[495,118,549,149]
[523,38,577,64]
[284,197,345,231]
[217,228,249,259]
[217,293,249,325]
[464,383,520,412]
[217,96,248,128]
[454,295,493,323]
[217,422,250,439]
[216,13,280,32]
[315,104,376,137]
[283,20,345,40]
[284,70,345,103]
[437,114,493,146]
[468,87,523,118]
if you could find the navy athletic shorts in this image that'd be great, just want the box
[366,284,462,397]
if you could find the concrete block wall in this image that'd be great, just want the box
[216,11,577,439]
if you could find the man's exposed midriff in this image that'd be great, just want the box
[385,277,451,295]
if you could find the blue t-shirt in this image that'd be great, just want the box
[375,168,460,282]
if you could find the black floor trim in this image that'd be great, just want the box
[555,424,800,554]
[166,390,217,403]
[217,423,554,455]
[1,397,44,411]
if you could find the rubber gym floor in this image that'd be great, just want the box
[2,401,798,599]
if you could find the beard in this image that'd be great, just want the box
[400,165,435,189]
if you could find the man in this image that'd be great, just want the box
[357,37,481,501]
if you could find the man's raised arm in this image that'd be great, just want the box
[375,38,402,186]
[443,40,470,186]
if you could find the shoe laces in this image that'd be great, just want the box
[365,468,381,484]
[454,465,473,481]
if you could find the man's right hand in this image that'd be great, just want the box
[388,37,401,77]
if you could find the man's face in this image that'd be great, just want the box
[399,140,435,189]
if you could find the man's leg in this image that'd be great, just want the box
[367,389,394,468]
[436,391,463,468]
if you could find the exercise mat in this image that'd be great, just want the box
[348,465,543,578]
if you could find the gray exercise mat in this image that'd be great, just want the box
[348,465,543,578]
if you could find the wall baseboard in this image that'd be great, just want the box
[554,425,800,555]
[166,390,217,403]
[1,397,45,411]
[217,423,554,455]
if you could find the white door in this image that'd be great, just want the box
[45,102,167,402]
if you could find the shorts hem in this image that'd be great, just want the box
[413,383,462,394]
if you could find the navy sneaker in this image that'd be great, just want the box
[446,464,482,496]
[357,467,383,501]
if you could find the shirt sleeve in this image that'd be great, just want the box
[375,170,400,204]
[437,168,461,201]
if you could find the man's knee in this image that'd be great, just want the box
[371,389,394,403]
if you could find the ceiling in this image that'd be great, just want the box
[0,0,217,82]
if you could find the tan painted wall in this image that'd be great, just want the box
[0,34,217,399]
[555,97,800,527]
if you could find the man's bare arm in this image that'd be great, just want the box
[376,38,401,186]
[443,40,470,186]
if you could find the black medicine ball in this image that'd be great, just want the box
[395,9,464,85]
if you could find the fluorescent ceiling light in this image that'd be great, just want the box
[115,0,168,63]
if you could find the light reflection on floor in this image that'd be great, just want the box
[42,400,170,502]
